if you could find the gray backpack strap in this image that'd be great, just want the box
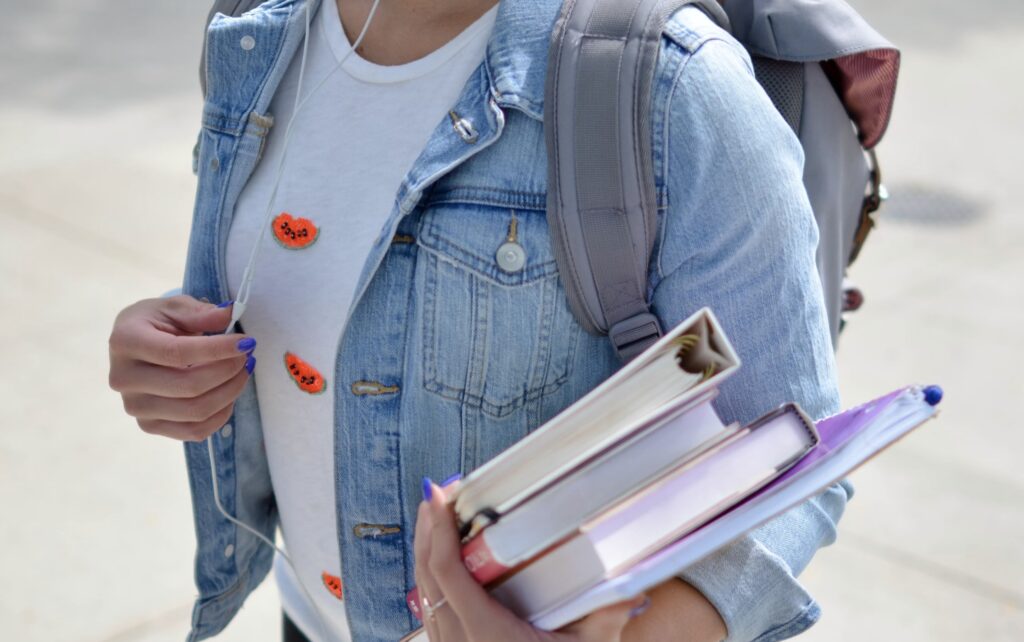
[545,0,728,362]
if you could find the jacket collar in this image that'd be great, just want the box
[484,0,562,119]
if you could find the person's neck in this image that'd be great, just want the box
[336,0,499,66]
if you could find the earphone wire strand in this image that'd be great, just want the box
[208,1,385,639]
[231,0,383,328]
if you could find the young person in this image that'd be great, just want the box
[107,0,850,640]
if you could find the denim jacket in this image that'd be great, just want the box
[182,1,851,640]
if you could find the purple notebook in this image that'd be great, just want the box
[757,386,913,495]
[530,384,943,630]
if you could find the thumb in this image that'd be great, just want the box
[560,595,647,642]
[161,296,236,335]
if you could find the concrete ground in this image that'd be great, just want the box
[0,1,1020,640]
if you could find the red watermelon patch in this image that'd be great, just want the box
[272,212,319,249]
[322,572,343,600]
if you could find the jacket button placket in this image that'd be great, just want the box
[334,220,420,638]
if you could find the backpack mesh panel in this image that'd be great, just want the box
[751,56,805,135]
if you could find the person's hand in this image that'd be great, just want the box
[413,478,649,642]
[108,295,256,441]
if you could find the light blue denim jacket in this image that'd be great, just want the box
[182,1,851,640]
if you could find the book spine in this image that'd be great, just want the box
[462,532,510,584]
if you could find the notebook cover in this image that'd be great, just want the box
[527,385,940,629]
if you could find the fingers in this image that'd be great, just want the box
[161,295,236,334]
[109,295,257,443]
[558,595,647,642]
[414,500,444,642]
[136,402,236,442]
[123,363,252,423]
[109,296,253,368]
[415,490,468,642]
[421,481,520,638]
[110,353,248,397]
[113,324,254,368]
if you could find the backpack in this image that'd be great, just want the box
[200,0,900,362]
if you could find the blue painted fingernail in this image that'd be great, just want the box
[217,300,234,308]
[245,355,256,374]
[422,477,434,501]
[441,473,462,487]
[237,337,256,352]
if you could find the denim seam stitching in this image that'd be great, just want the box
[422,186,669,210]
[420,247,571,417]
[750,600,821,642]
[418,238,559,286]
[396,245,420,631]
[423,376,572,418]
[240,3,293,123]
[188,569,249,640]
[655,35,728,281]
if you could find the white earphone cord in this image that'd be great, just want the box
[230,0,382,328]
[206,2,384,640]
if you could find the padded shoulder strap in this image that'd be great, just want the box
[544,0,728,362]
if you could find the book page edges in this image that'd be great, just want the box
[528,398,938,629]
[454,308,740,526]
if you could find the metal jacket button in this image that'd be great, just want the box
[351,380,400,396]
[497,214,526,272]
[496,242,526,272]
[240,35,256,51]
[449,110,478,143]
[353,523,402,538]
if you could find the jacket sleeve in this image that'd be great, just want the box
[650,31,852,642]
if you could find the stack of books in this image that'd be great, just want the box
[404,308,942,637]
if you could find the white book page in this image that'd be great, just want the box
[486,398,733,565]
[588,412,811,570]
[454,309,740,526]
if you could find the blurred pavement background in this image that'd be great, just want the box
[0,0,1021,640]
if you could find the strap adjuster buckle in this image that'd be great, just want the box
[609,312,662,362]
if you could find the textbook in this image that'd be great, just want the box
[526,384,942,630]
[452,308,740,538]
[487,404,818,616]
[461,390,736,585]
[403,384,942,638]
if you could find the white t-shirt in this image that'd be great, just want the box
[225,1,497,639]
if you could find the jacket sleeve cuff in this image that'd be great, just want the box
[677,481,852,642]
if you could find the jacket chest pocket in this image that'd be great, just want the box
[416,201,581,418]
